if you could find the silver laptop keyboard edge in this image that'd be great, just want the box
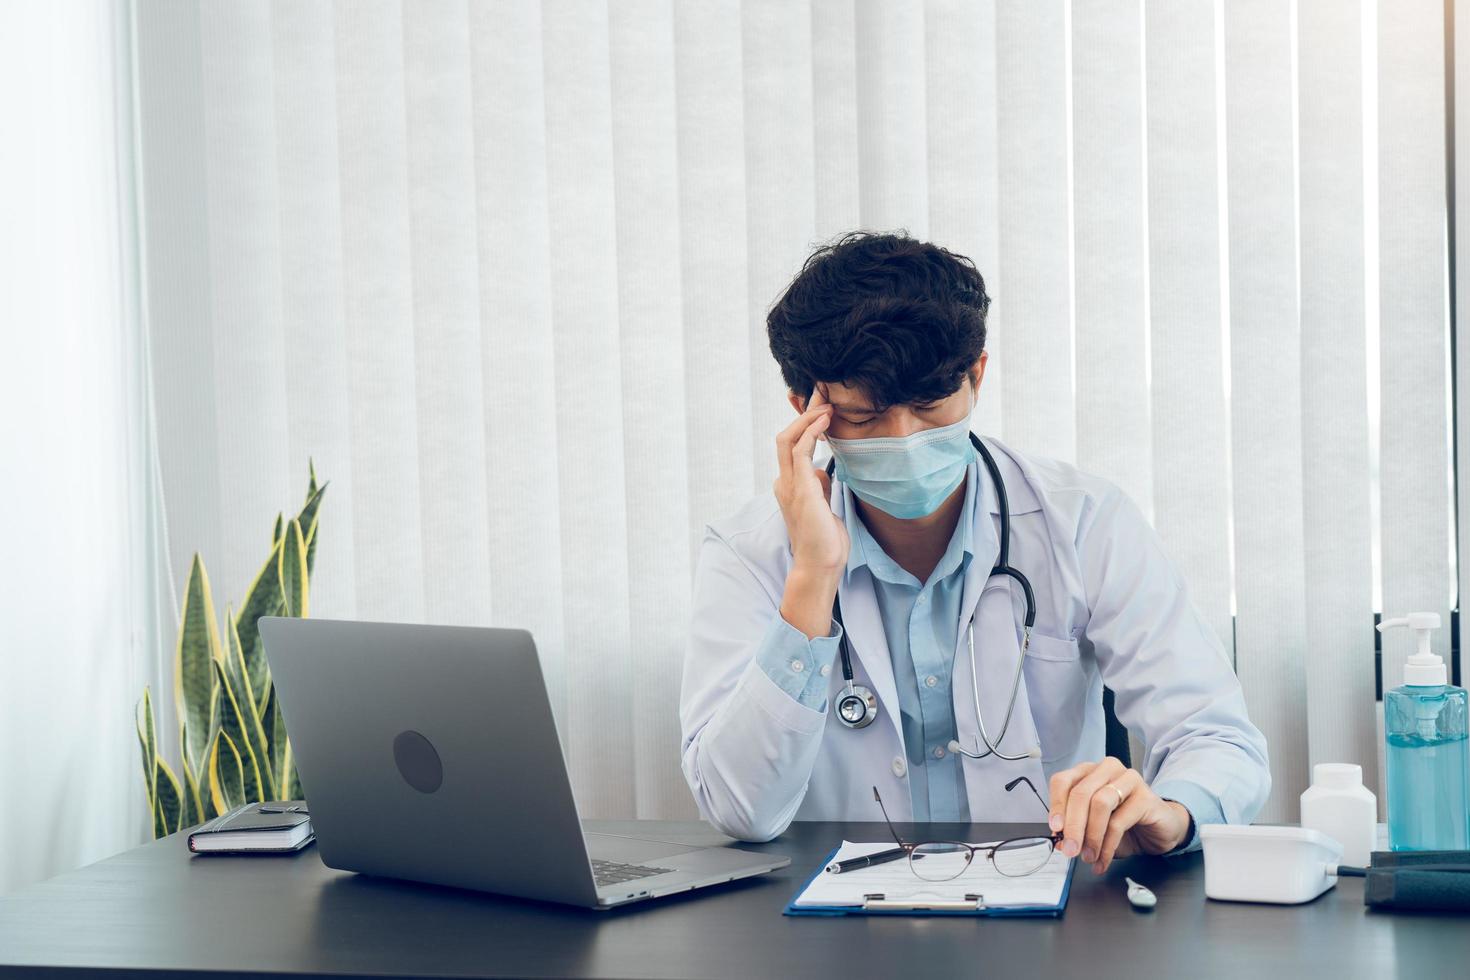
[591,858,674,887]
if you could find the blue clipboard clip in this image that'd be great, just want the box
[861,892,987,912]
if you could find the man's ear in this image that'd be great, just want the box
[969,351,988,393]
[787,389,806,414]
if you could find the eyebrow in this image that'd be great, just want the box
[828,398,943,414]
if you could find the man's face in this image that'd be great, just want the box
[788,352,988,440]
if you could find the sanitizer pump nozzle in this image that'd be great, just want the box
[1377,612,1445,686]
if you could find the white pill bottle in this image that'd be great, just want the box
[1299,762,1377,867]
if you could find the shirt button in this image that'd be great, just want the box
[819,664,830,677]
[924,674,938,688]
[933,745,946,759]
[790,659,804,673]
[892,757,907,778]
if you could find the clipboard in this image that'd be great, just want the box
[783,842,1076,917]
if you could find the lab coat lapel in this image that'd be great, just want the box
[954,439,1048,821]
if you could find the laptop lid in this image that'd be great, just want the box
[259,617,600,906]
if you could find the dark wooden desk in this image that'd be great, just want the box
[1,819,1466,978]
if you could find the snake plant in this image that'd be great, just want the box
[135,462,326,838]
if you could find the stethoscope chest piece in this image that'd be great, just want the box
[836,682,878,729]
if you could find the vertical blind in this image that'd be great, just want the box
[132,0,1461,825]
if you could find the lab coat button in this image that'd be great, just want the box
[790,659,804,673]
[924,674,938,688]
[892,757,907,778]
[933,745,946,759]
[820,664,831,677]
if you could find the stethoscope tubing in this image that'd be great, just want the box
[826,431,1037,761]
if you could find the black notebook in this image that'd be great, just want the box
[187,801,314,854]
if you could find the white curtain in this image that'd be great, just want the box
[125,0,1459,829]
[0,0,162,894]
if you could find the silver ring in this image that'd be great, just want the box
[1105,783,1125,809]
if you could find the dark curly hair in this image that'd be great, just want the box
[765,229,991,413]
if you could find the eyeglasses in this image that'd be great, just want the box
[871,776,1063,881]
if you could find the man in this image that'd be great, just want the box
[679,231,1269,875]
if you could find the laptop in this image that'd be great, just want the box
[259,617,789,909]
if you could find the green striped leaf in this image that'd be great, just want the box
[272,512,283,546]
[154,757,184,836]
[174,556,222,777]
[296,471,327,579]
[136,689,156,790]
[296,484,326,542]
[304,520,319,580]
[281,737,301,801]
[208,729,246,817]
[234,539,285,716]
[135,689,158,832]
[261,685,288,799]
[279,518,308,618]
[179,737,204,829]
[211,660,265,805]
[224,612,275,796]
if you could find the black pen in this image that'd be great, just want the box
[825,847,911,874]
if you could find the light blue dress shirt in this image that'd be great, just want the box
[748,455,1210,848]
[754,456,979,823]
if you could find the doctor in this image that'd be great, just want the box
[679,231,1270,875]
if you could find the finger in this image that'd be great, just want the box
[1062,757,1126,858]
[1048,763,1096,833]
[776,394,833,477]
[791,411,830,470]
[808,386,833,443]
[1095,790,1153,874]
[1081,769,1141,864]
[814,467,833,503]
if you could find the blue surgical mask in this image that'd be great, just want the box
[826,407,976,519]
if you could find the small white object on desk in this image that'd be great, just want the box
[1199,824,1342,904]
[1300,763,1376,867]
[1125,877,1156,909]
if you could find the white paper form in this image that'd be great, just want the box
[792,839,1073,909]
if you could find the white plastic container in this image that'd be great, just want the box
[1199,825,1343,904]
[1299,762,1376,867]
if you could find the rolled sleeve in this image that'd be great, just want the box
[752,612,844,711]
[1152,777,1224,855]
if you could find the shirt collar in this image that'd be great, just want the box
[840,454,979,587]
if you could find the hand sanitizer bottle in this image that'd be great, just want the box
[1379,612,1470,851]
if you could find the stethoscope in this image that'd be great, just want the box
[825,431,1040,762]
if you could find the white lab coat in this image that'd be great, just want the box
[679,433,1270,842]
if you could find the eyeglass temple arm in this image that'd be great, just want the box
[872,786,910,848]
[1003,775,1055,831]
